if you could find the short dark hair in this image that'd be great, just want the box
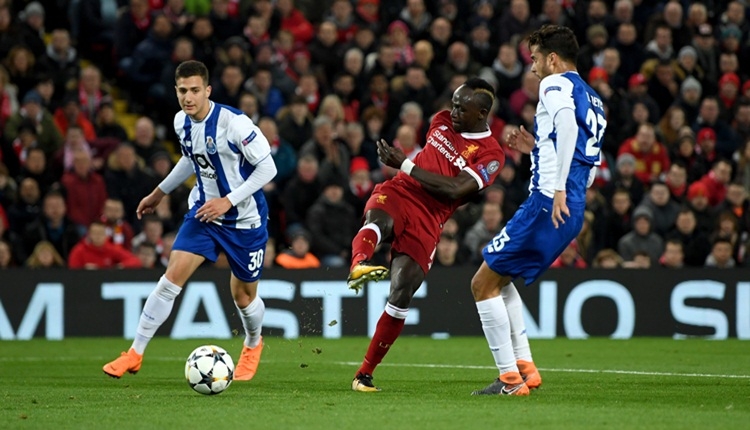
[333,71,355,84]
[713,157,733,170]
[175,60,209,86]
[254,65,272,77]
[677,206,695,216]
[657,58,673,68]
[655,23,672,35]
[27,147,45,156]
[677,135,695,147]
[736,97,750,109]
[463,77,495,111]
[141,214,162,225]
[671,160,687,170]
[613,188,631,198]
[89,220,106,229]
[665,238,683,248]
[44,189,65,202]
[528,25,579,64]
[712,237,733,248]
[136,241,157,252]
[702,95,719,105]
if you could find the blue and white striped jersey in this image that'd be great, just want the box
[174,101,271,228]
[530,71,606,204]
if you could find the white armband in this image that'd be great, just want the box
[400,158,415,175]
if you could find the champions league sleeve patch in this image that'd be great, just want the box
[242,131,257,146]
[487,160,500,174]
[544,86,561,95]
[477,164,490,183]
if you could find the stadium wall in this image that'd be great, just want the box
[0,268,748,340]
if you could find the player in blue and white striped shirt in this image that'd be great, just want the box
[471,25,606,396]
[104,61,277,382]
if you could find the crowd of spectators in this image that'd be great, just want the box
[1,0,749,272]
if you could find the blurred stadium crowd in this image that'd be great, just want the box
[0,0,748,271]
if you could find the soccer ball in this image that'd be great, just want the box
[185,345,235,395]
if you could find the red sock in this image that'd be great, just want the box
[357,310,406,376]
[350,226,380,270]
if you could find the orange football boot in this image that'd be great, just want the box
[234,337,264,381]
[517,359,542,389]
[471,371,530,396]
[103,348,143,378]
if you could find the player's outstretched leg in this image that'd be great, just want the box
[103,275,181,378]
[347,223,389,293]
[351,303,408,392]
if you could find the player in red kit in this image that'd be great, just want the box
[347,77,505,392]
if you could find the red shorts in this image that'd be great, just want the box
[364,179,443,274]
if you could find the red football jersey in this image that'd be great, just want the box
[395,110,505,219]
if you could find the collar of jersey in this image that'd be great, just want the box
[460,129,492,139]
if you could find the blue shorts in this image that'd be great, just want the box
[173,216,268,282]
[482,192,584,285]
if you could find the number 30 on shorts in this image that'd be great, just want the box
[488,229,510,253]
[247,249,265,271]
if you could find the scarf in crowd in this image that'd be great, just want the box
[79,84,102,120]
[132,10,152,31]
[0,91,11,128]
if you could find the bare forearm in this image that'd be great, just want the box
[410,167,465,200]
[150,187,167,199]
[403,160,479,201]
[378,140,478,200]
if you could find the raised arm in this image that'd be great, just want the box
[506,125,536,155]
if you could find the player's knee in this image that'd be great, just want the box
[231,280,258,307]
[388,281,417,308]
[231,289,252,306]
[470,272,495,301]
[364,210,394,237]
[388,289,412,308]
[165,251,202,285]
[164,267,189,286]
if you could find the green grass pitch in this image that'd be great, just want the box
[1,337,748,429]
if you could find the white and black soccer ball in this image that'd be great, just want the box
[185,345,235,395]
